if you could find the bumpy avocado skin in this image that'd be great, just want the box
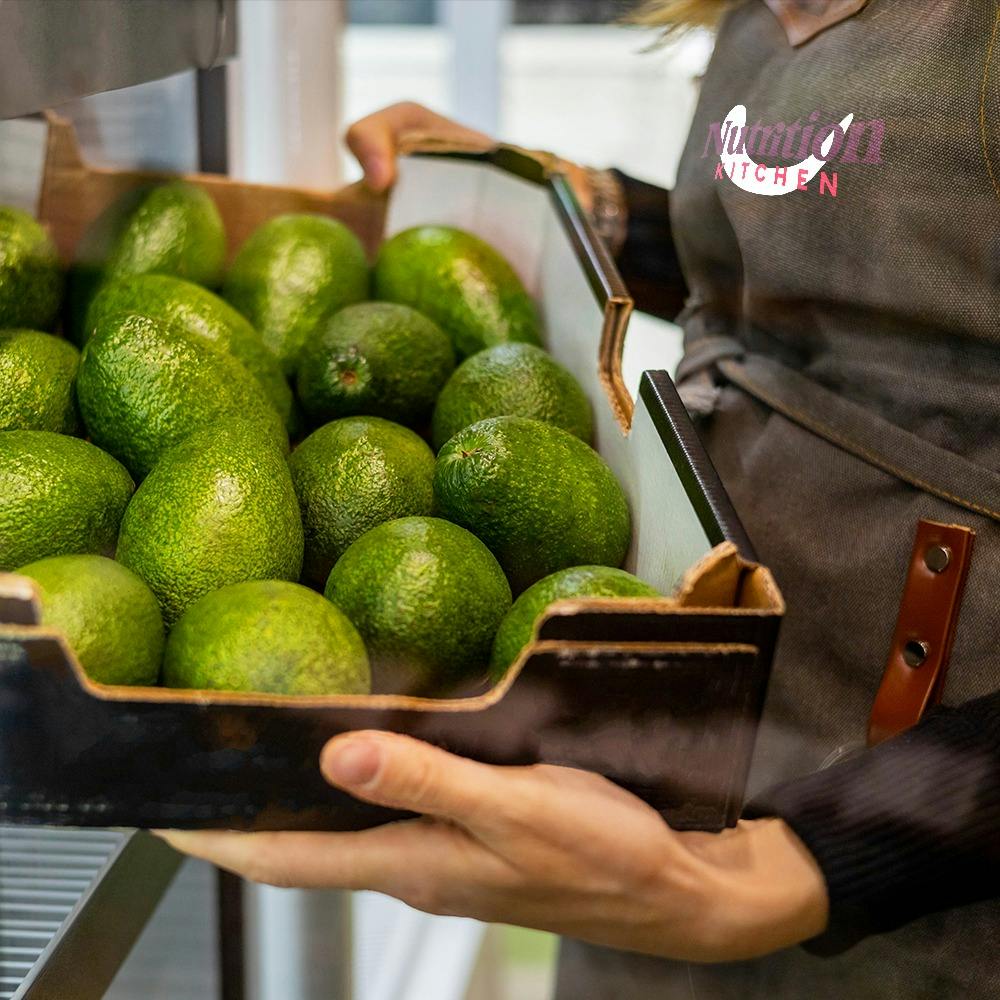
[289,416,436,587]
[0,207,63,332]
[0,329,81,434]
[66,182,226,341]
[116,421,304,627]
[16,554,164,686]
[222,214,369,376]
[84,274,294,431]
[434,416,631,594]
[77,312,287,479]
[164,580,370,696]
[489,565,659,680]
[0,430,134,571]
[431,342,592,450]
[325,516,511,694]
[104,183,225,284]
[373,226,541,359]
[297,301,455,429]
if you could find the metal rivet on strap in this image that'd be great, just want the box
[924,545,951,573]
[903,639,930,667]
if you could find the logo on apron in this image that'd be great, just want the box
[704,105,884,197]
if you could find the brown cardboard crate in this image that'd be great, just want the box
[0,113,782,832]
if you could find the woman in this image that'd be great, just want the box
[163,1,1000,995]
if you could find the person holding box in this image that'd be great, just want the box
[162,2,1000,996]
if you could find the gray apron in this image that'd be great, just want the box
[556,1,1000,996]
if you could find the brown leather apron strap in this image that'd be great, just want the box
[868,519,976,746]
[692,354,987,743]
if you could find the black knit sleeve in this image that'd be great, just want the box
[611,171,689,322]
[744,690,1000,956]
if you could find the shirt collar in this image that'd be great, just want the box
[762,0,871,46]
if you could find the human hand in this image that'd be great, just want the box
[344,102,594,210]
[345,102,494,192]
[157,732,828,961]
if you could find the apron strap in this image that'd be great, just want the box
[716,354,1000,524]
[868,519,975,745]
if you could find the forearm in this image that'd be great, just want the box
[611,171,688,321]
[745,689,1000,955]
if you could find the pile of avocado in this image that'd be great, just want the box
[0,183,659,698]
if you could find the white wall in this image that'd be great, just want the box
[228,0,345,187]
[342,24,712,187]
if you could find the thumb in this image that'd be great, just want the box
[320,732,508,828]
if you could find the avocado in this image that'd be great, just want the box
[431,342,592,450]
[116,420,304,626]
[289,416,436,587]
[77,312,287,478]
[16,554,164,686]
[434,416,631,593]
[0,206,63,331]
[164,580,370,695]
[373,226,541,358]
[0,430,134,571]
[489,566,659,679]
[0,329,80,433]
[222,214,369,375]
[67,182,225,341]
[84,274,294,432]
[325,516,511,694]
[296,301,454,429]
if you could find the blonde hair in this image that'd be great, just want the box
[629,0,733,36]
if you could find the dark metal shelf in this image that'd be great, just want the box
[0,828,180,1000]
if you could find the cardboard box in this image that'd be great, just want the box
[0,113,783,832]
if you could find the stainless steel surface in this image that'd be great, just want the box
[245,885,353,1000]
[0,0,237,120]
[104,860,220,1000]
[0,828,180,1000]
[0,828,124,1000]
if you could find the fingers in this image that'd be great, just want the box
[155,820,509,908]
[344,101,493,192]
[344,105,405,192]
[344,102,436,191]
[320,731,515,832]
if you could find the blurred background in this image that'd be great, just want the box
[0,2,709,998]
[12,0,710,193]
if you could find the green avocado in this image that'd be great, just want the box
[67,182,226,341]
[84,274,294,432]
[296,301,454,429]
[325,516,511,694]
[222,214,369,375]
[164,580,370,696]
[434,416,631,593]
[116,420,304,626]
[431,342,592,450]
[16,554,163,686]
[76,312,287,478]
[373,225,541,358]
[289,416,436,587]
[0,207,63,331]
[489,565,659,680]
[0,329,80,433]
[0,430,134,571]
